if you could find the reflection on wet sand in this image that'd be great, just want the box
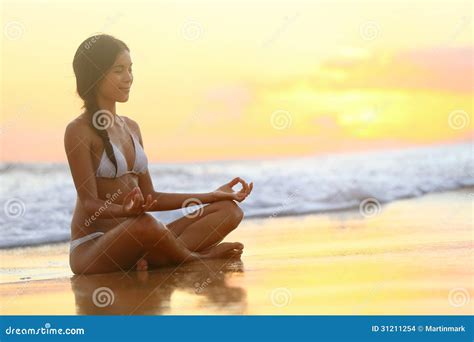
[1,190,472,315]
[70,259,246,315]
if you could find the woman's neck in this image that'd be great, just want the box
[91,96,124,129]
[96,96,117,116]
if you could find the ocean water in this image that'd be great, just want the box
[0,142,472,248]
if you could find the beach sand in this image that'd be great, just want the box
[0,189,472,315]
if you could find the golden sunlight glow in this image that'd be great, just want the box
[1,0,472,162]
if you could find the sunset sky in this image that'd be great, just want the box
[1,0,472,162]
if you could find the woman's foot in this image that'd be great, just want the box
[135,257,149,271]
[200,242,244,260]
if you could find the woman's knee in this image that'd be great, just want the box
[127,214,170,246]
[228,200,244,221]
[215,200,244,224]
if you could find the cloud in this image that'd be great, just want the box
[316,46,473,93]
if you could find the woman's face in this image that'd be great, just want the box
[96,50,133,103]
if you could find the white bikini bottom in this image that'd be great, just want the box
[70,232,105,252]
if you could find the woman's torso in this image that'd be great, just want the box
[70,114,140,240]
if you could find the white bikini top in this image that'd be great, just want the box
[95,118,148,178]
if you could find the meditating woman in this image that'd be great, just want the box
[64,34,253,275]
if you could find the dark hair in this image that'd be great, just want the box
[72,34,129,177]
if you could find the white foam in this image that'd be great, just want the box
[0,142,472,248]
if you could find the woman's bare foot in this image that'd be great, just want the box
[135,257,149,271]
[200,242,244,260]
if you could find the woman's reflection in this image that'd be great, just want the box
[70,259,246,315]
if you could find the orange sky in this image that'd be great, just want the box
[1,0,472,163]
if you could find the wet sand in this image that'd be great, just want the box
[0,189,472,315]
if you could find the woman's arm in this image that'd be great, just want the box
[147,178,253,211]
[137,165,219,211]
[150,191,218,211]
[64,120,130,219]
[139,171,252,211]
[129,117,252,211]
[82,198,126,218]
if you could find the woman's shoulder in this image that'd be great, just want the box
[121,115,140,135]
[65,114,96,140]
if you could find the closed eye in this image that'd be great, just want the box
[114,67,132,74]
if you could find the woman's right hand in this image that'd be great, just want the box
[213,177,253,203]
[122,187,157,217]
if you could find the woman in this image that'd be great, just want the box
[64,34,253,275]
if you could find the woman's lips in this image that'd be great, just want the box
[120,88,130,93]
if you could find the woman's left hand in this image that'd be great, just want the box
[122,187,157,216]
[213,177,253,202]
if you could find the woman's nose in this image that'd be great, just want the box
[123,72,133,83]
